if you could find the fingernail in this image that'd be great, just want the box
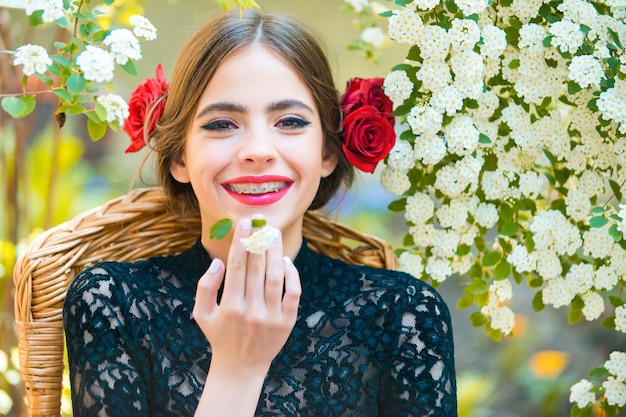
[283,256,292,265]
[208,259,221,274]
[240,218,251,231]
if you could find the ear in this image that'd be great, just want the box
[169,153,191,183]
[320,147,338,179]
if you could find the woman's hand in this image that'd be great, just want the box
[192,217,301,416]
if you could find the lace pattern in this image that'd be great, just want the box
[64,239,457,416]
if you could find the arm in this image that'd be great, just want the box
[378,282,457,417]
[63,265,149,417]
[192,218,302,416]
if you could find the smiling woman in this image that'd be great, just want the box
[62,8,457,417]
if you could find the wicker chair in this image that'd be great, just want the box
[13,187,397,417]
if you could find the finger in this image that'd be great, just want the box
[264,228,284,312]
[245,216,268,311]
[221,218,252,304]
[281,256,301,321]
[193,258,225,321]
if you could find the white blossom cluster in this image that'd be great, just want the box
[240,225,281,255]
[571,351,626,408]
[11,7,157,129]
[352,0,626,412]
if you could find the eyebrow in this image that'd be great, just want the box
[196,99,315,120]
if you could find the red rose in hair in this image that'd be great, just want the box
[123,64,169,153]
[341,77,394,125]
[341,105,396,173]
[340,77,396,173]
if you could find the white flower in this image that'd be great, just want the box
[425,256,452,283]
[436,198,469,230]
[568,55,604,89]
[565,188,591,223]
[480,24,507,59]
[240,225,280,254]
[361,26,388,48]
[103,29,142,65]
[490,305,516,335]
[508,244,536,273]
[490,279,513,302]
[398,251,424,278]
[449,18,480,51]
[455,0,490,16]
[76,45,115,82]
[419,25,450,61]
[414,135,447,165]
[444,115,479,156]
[605,351,626,382]
[96,94,129,126]
[602,377,626,407]
[430,84,464,116]
[414,0,439,10]
[519,23,546,49]
[581,292,605,321]
[543,276,574,308]
[569,379,596,408]
[386,140,414,171]
[13,44,52,76]
[388,7,423,45]
[383,70,414,108]
[566,263,594,295]
[24,0,65,23]
[380,166,411,195]
[417,60,452,93]
[511,0,543,22]
[583,225,614,259]
[129,15,157,41]
[597,80,626,131]
[549,20,584,54]
[595,265,619,291]
[407,104,443,137]
[405,192,434,225]
[616,306,626,333]
[474,202,498,229]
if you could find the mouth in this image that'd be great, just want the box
[224,181,290,195]
[222,176,293,206]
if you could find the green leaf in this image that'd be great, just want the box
[457,295,474,309]
[478,133,491,144]
[500,223,520,236]
[543,35,553,47]
[508,59,520,69]
[494,261,510,280]
[121,60,138,76]
[568,81,582,95]
[388,198,407,212]
[466,280,489,295]
[66,74,86,94]
[609,224,622,242]
[1,95,36,117]
[589,216,609,228]
[601,316,615,329]
[499,203,514,222]
[591,206,605,215]
[50,54,71,68]
[469,311,488,327]
[87,118,107,140]
[532,290,545,312]
[483,251,501,267]
[52,88,73,102]
[210,218,233,240]
[251,219,266,228]
[402,233,415,247]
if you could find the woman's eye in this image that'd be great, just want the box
[202,119,236,131]
[276,116,311,129]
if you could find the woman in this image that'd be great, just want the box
[63,9,457,416]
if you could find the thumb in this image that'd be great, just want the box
[193,258,225,321]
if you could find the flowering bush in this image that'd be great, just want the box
[345,0,625,415]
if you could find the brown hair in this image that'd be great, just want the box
[152,9,354,219]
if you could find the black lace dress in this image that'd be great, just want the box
[64,238,457,416]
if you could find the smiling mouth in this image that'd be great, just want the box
[224,182,290,195]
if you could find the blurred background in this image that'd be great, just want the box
[1,1,623,416]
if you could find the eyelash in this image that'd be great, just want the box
[201,116,311,132]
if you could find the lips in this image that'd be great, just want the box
[222,175,293,206]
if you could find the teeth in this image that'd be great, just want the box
[227,181,288,195]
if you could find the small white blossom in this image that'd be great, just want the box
[407,104,443,137]
[603,377,626,407]
[96,94,129,126]
[13,44,52,76]
[430,84,464,116]
[240,225,280,254]
[474,202,498,229]
[24,0,65,23]
[388,7,423,45]
[103,29,142,65]
[129,15,157,41]
[414,135,447,165]
[511,0,543,22]
[361,26,388,48]
[489,305,516,335]
[419,25,450,61]
[605,351,626,382]
[549,20,584,54]
[566,263,594,295]
[581,292,605,321]
[425,256,452,283]
[455,0,489,16]
[508,244,536,273]
[414,0,439,10]
[398,251,424,278]
[583,225,614,259]
[542,276,574,308]
[616,306,626,333]
[448,18,480,52]
[386,140,415,171]
[480,24,507,59]
[381,166,411,195]
[444,115,480,156]
[569,379,596,408]
[568,55,605,89]
[405,192,434,225]
[344,0,369,12]
[383,70,414,108]
[76,45,115,82]
[595,265,619,291]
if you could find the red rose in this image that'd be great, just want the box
[341,105,396,173]
[123,64,169,153]
[341,77,394,125]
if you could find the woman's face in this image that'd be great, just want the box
[170,44,337,260]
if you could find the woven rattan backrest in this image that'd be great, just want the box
[13,187,397,417]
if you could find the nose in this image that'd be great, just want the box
[238,124,278,165]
